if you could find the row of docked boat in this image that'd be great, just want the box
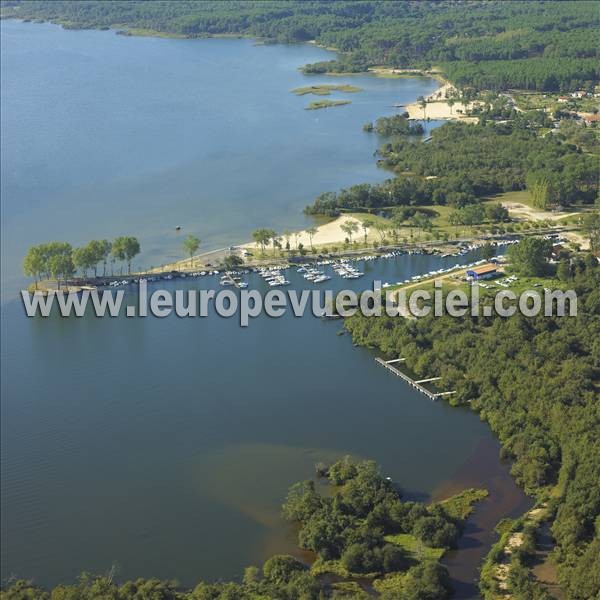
[219,272,249,288]
[258,268,290,287]
[297,266,331,283]
[440,239,519,258]
[333,262,364,279]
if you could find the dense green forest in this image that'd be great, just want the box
[2,1,598,91]
[345,262,600,598]
[306,118,599,215]
[1,458,488,599]
[363,114,424,136]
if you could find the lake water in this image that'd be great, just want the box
[0,20,529,599]
[1,19,440,297]
[1,250,530,598]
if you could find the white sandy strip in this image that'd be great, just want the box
[503,202,589,250]
[405,100,477,121]
[502,202,571,222]
[404,82,478,121]
[243,215,364,251]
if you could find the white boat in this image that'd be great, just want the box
[313,274,331,283]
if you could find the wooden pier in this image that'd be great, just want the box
[375,358,456,401]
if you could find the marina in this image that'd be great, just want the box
[29,240,520,297]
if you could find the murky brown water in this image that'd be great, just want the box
[434,437,531,599]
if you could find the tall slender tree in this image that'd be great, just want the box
[182,234,201,268]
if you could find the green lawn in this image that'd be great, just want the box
[483,190,534,207]
[383,533,445,561]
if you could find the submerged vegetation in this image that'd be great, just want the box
[292,84,362,96]
[305,99,351,110]
[0,457,486,599]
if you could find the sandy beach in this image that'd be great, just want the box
[243,214,364,252]
[405,82,478,122]
[155,215,366,272]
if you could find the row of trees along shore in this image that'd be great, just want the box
[23,237,140,288]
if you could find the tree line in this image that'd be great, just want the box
[4,1,598,93]
[251,227,318,255]
[23,237,140,288]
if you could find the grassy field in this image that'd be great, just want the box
[346,202,516,239]
[484,190,534,207]
[114,27,188,38]
[292,84,362,96]
[306,99,352,110]
[383,533,445,561]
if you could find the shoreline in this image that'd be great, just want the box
[404,81,479,122]
[152,193,582,274]
[142,222,573,278]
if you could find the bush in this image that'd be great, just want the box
[262,555,306,584]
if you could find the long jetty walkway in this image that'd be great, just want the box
[375,357,456,401]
